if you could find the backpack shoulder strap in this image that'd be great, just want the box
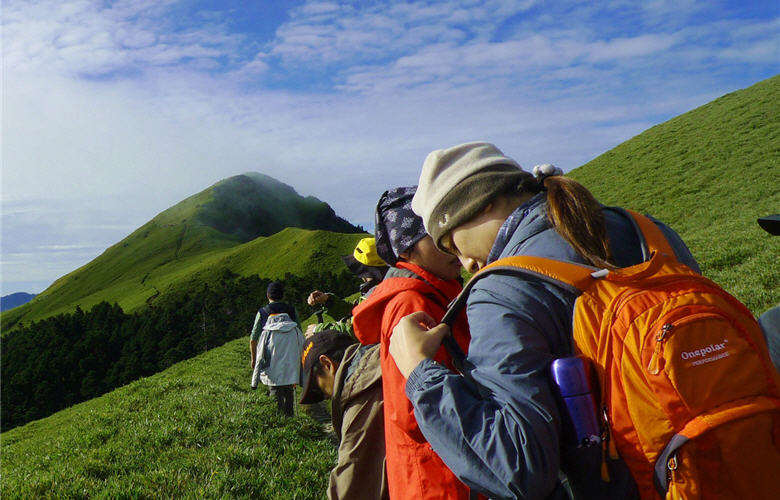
[440,209,679,373]
[442,256,597,327]
[488,256,599,291]
[613,207,677,260]
[440,255,599,373]
[451,208,679,301]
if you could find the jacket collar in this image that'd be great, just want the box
[351,261,462,345]
[487,192,548,264]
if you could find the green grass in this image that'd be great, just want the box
[569,74,780,315]
[0,338,336,499]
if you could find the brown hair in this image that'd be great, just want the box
[542,176,616,269]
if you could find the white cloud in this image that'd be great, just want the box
[2,0,242,78]
[584,34,680,62]
[266,0,536,69]
[2,0,778,294]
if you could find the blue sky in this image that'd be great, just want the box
[2,0,778,295]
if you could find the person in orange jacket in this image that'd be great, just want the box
[351,186,481,500]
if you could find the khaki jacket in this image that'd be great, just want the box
[328,343,388,500]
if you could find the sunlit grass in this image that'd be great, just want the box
[1,339,336,499]
[570,75,780,314]
[2,226,364,333]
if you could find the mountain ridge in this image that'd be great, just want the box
[1,173,365,331]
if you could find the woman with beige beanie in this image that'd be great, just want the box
[388,142,700,499]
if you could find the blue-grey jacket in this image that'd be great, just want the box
[405,193,700,500]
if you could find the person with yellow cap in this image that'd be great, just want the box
[305,237,389,336]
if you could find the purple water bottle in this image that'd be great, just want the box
[550,355,602,447]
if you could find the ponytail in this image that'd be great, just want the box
[542,176,616,270]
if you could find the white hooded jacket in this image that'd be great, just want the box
[251,313,304,387]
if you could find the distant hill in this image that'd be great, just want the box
[2,173,365,332]
[569,74,779,315]
[0,293,36,312]
[197,172,359,240]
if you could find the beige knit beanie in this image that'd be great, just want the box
[412,142,536,250]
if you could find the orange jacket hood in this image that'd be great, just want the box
[352,261,462,345]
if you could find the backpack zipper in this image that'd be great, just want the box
[666,452,680,497]
[645,309,734,376]
[647,323,674,375]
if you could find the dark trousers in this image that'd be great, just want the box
[268,385,295,416]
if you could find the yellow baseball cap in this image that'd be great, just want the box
[353,237,386,267]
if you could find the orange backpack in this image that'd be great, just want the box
[447,209,780,499]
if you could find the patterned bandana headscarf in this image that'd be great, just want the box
[374,186,428,266]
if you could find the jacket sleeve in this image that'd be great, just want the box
[250,311,264,342]
[405,276,575,499]
[297,327,306,386]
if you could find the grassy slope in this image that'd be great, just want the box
[569,75,780,314]
[2,174,365,331]
[213,227,365,278]
[2,228,364,331]
[0,338,336,499]
[91,227,366,314]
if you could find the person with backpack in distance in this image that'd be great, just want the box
[351,186,482,500]
[389,142,780,499]
[250,281,304,416]
[298,330,389,500]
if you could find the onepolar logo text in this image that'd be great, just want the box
[680,340,728,360]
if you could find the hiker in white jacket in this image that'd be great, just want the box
[251,282,305,416]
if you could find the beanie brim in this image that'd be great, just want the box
[427,168,534,251]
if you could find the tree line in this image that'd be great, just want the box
[1,268,360,431]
